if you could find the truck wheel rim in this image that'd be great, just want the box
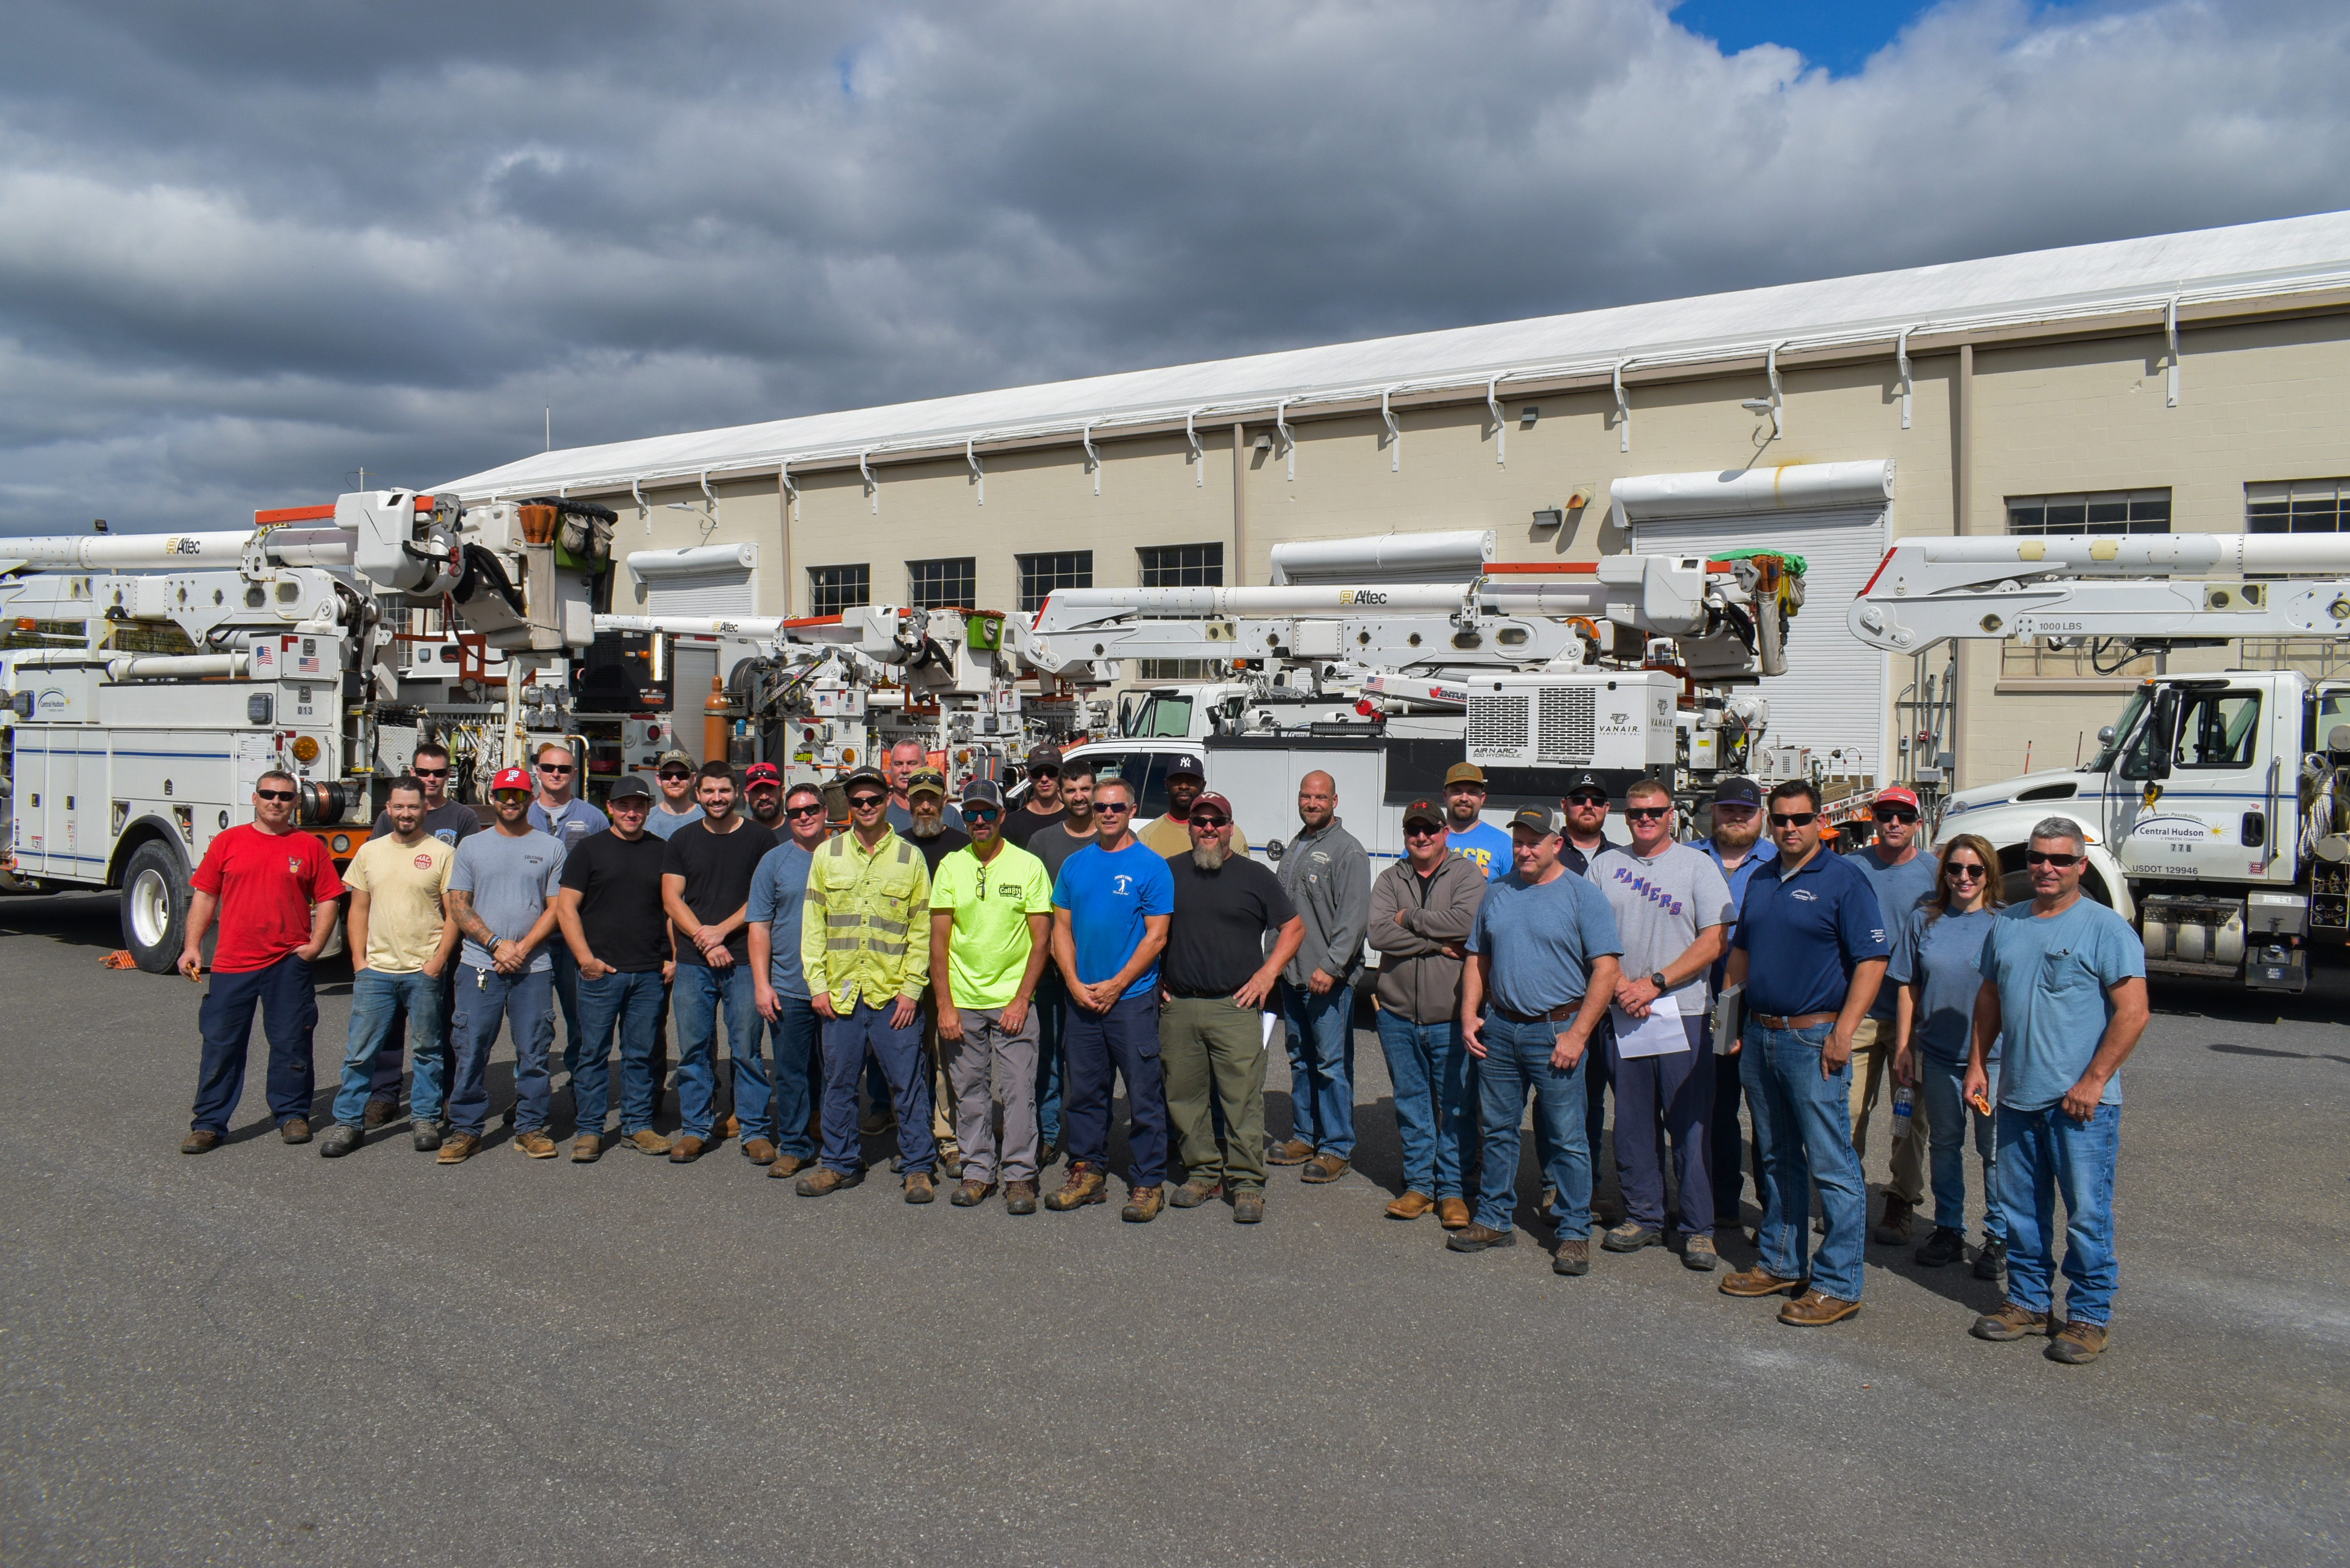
[130,868,174,947]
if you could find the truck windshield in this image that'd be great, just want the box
[2089,688,2151,773]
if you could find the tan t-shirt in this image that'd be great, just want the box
[1138,814,1249,861]
[344,834,454,973]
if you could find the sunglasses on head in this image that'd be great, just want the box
[2025,849,2081,867]
[412,766,448,778]
[785,802,825,818]
[1768,811,1817,827]
[1945,862,1987,880]
[1624,806,1671,821]
[255,788,296,803]
[1873,808,1919,823]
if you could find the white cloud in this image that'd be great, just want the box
[1,0,2347,532]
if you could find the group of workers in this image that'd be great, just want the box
[172,734,2145,1364]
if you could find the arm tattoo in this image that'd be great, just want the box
[446,889,498,949]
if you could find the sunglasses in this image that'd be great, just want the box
[965,805,1001,821]
[1190,815,1229,831]
[412,766,449,778]
[1565,794,1608,806]
[1095,801,1134,815]
[847,794,885,810]
[537,763,574,775]
[1624,806,1671,821]
[1768,811,1817,827]
[255,788,296,803]
[786,803,825,819]
[2025,850,2082,867]
[1029,767,1060,780]
[659,770,692,781]
[1404,823,1444,838]
[493,790,531,802]
[1945,863,1987,881]
[1873,808,1919,824]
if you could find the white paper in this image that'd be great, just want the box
[1262,1010,1279,1050]
[1610,990,1689,1058]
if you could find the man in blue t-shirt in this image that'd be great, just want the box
[1697,776,1774,1233]
[1045,775,1176,1221]
[746,778,832,1179]
[1850,784,1942,1245]
[1441,762,1514,882]
[1965,816,2147,1366]
[1720,779,1891,1328]
[1452,808,1622,1270]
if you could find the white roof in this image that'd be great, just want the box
[440,210,2350,499]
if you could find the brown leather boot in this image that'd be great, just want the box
[1971,1300,2053,1341]
[667,1135,708,1163]
[1044,1161,1108,1210]
[1004,1179,1039,1215]
[1265,1138,1314,1165]
[1435,1196,1471,1230]
[1121,1184,1165,1223]
[795,1165,860,1197]
[1779,1289,1862,1327]
[742,1138,779,1165]
[1720,1265,1805,1298]
[766,1153,811,1179]
[1386,1191,1436,1220]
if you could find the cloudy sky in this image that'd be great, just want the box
[4,0,2347,534]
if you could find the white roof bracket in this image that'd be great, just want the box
[1081,421,1100,495]
[1184,408,1203,487]
[2166,294,2181,407]
[1612,361,1632,453]
[1380,387,1401,472]
[699,471,716,506]
[859,451,877,514]
[966,439,984,505]
[1896,327,1915,430]
[1486,378,1505,466]
[1276,399,1294,481]
[1765,341,1787,441]
[631,477,648,535]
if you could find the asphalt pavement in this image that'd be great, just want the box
[1,889,2344,1566]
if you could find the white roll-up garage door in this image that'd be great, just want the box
[1620,463,1892,783]
[626,544,758,617]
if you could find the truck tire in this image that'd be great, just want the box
[120,840,191,975]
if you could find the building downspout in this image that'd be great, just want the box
[1231,423,1248,585]
[1952,340,1975,791]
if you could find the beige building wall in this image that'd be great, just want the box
[573,306,2350,794]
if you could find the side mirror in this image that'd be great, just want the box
[2096,725,2115,745]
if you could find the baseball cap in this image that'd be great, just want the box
[1026,744,1064,772]
[491,766,531,794]
[1562,773,1609,801]
[656,748,694,773]
[1190,791,1235,821]
[1402,797,1445,828]
[1443,762,1487,788]
[1165,752,1205,780]
[842,765,888,795]
[907,767,948,799]
[743,762,782,789]
[960,778,1004,809]
[1508,805,1558,835]
[608,775,654,801]
[1713,776,1762,808]
[1876,785,1920,810]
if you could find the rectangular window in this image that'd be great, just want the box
[2006,490,2171,536]
[807,563,869,618]
[2247,478,2350,533]
[1138,541,1224,589]
[1017,550,1092,613]
[906,557,975,609]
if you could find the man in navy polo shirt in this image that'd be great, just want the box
[1719,778,1890,1327]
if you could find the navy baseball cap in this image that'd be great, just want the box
[1166,753,1206,780]
[608,775,654,800]
[1713,776,1762,808]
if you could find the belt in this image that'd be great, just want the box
[1492,1000,1582,1025]
[1750,1010,1839,1030]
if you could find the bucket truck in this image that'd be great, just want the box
[1849,530,2350,992]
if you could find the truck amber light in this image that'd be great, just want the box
[291,735,321,763]
[330,833,352,854]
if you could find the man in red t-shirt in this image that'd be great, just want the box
[179,769,344,1153]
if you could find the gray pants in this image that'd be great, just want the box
[940,1004,1042,1184]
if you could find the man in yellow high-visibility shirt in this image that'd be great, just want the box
[797,765,938,1203]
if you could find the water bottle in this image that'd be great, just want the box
[1891,1085,1916,1144]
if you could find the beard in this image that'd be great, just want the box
[1189,841,1228,872]
[909,816,943,839]
[1713,817,1762,852]
[750,802,783,824]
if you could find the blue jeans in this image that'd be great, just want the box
[335,969,446,1127]
[1472,1012,1593,1236]
[766,994,821,1161]
[1279,980,1356,1158]
[673,962,759,1142]
[365,966,458,1109]
[1743,1019,1868,1301]
[819,999,934,1175]
[189,954,317,1134]
[551,942,585,1077]
[1036,974,1067,1148]
[1374,1013,1476,1200]
[575,969,666,1136]
[1996,1102,2121,1325]
[1063,989,1170,1189]
[448,964,555,1137]
[1918,1053,2003,1239]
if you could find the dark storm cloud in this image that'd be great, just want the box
[3,0,2348,532]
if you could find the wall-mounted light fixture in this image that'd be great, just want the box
[1252,432,1274,452]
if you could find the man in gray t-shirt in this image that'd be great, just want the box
[440,766,568,1159]
[1585,779,1735,1262]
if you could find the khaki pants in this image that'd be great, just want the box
[920,1008,958,1154]
[1848,1017,1928,1206]
[1161,997,1271,1192]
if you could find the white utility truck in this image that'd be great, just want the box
[1849,529,2350,993]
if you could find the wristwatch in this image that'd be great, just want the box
[1650,971,1669,991]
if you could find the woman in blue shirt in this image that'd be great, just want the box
[1890,833,2006,1279]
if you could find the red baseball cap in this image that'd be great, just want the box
[1876,786,1920,810]
[743,762,782,788]
[491,766,531,793]
[1190,791,1235,821]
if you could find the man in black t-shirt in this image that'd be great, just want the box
[1160,791,1304,1224]
[660,762,779,1165]
[1002,744,1067,848]
[1024,758,1096,1162]
[903,768,971,872]
[555,775,675,1160]
[362,740,481,1125]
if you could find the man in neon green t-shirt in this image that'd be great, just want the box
[930,779,1054,1213]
